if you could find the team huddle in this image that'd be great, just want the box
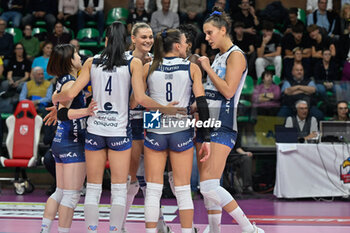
[40,7,264,233]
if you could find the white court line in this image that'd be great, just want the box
[202,225,210,233]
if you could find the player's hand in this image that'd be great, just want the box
[199,142,211,162]
[43,106,57,126]
[198,56,211,72]
[87,99,98,116]
[162,101,187,115]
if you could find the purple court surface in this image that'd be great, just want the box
[0,189,350,233]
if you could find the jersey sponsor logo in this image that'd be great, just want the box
[19,125,28,135]
[111,138,130,147]
[93,120,118,127]
[104,102,113,111]
[143,110,161,129]
[145,136,160,146]
[86,138,98,146]
[177,137,192,148]
[59,152,78,158]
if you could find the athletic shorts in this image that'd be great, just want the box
[85,132,132,151]
[196,128,237,149]
[131,119,144,140]
[144,129,194,152]
[52,140,85,164]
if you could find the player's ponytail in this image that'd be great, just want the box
[204,7,232,35]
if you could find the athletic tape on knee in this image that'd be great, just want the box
[50,187,63,203]
[145,182,163,222]
[60,190,81,209]
[200,179,233,208]
[128,180,140,197]
[174,185,193,210]
[111,183,127,206]
[85,183,102,206]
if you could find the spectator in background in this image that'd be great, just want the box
[150,0,179,34]
[46,21,72,48]
[0,19,14,67]
[1,43,31,96]
[314,48,338,98]
[307,0,340,38]
[282,23,311,59]
[285,100,319,141]
[31,41,54,81]
[307,0,332,15]
[57,0,79,34]
[331,100,350,121]
[307,24,336,61]
[20,24,40,61]
[156,0,178,13]
[179,0,206,27]
[283,47,311,81]
[128,0,156,14]
[340,3,350,35]
[19,66,52,115]
[0,0,25,28]
[232,21,256,78]
[278,63,323,120]
[283,8,306,35]
[69,39,88,64]
[339,23,350,81]
[228,131,255,195]
[21,0,57,33]
[231,0,259,35]
[252,70,281,116]
[77,0,104,36]
[127,0,151,35]
[255,21,282,78]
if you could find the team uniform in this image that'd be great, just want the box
[125,51,152,140]
[144,57,194,152]
[84,55,133,151]
[52,74,86,163]
[196,45,247,149]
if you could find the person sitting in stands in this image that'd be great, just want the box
[331,100,350,121]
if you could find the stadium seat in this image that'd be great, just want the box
[79,49,93,56]
[0,100,42,195]
[297,8,306,25]
[242,75,254,95]
[5,27,23,44]
[106,7,129,25]
[34,20,46,27]
[257,75,281,85]
[32,27,47,41]
[76,28,100,48]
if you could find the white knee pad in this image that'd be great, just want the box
[60,190,81,209]
[203,196,222,211]
[200,179,233,208]
[50,187,63,203]
[85,183,102,206]
[128,180,140,197]
[111,183,127,206]
[145,182,163,222]
[174,185,193,210]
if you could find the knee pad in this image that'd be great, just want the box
[128,180,140,197]
[85,183,102,206]
[111,183,127,206]
[203,196,222,211]
[50,187,63,203]
[60,190,81,209]
[174,185,193,210]
[200,179,233,208]
[145,182,163,222]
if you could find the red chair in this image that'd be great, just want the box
[0,100,43,194]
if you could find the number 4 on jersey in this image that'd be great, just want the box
[105,76,112,95]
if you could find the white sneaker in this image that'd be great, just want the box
[157,226,174,233]
[243,223,265,233]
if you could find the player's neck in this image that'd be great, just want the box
[219,39,233,54]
